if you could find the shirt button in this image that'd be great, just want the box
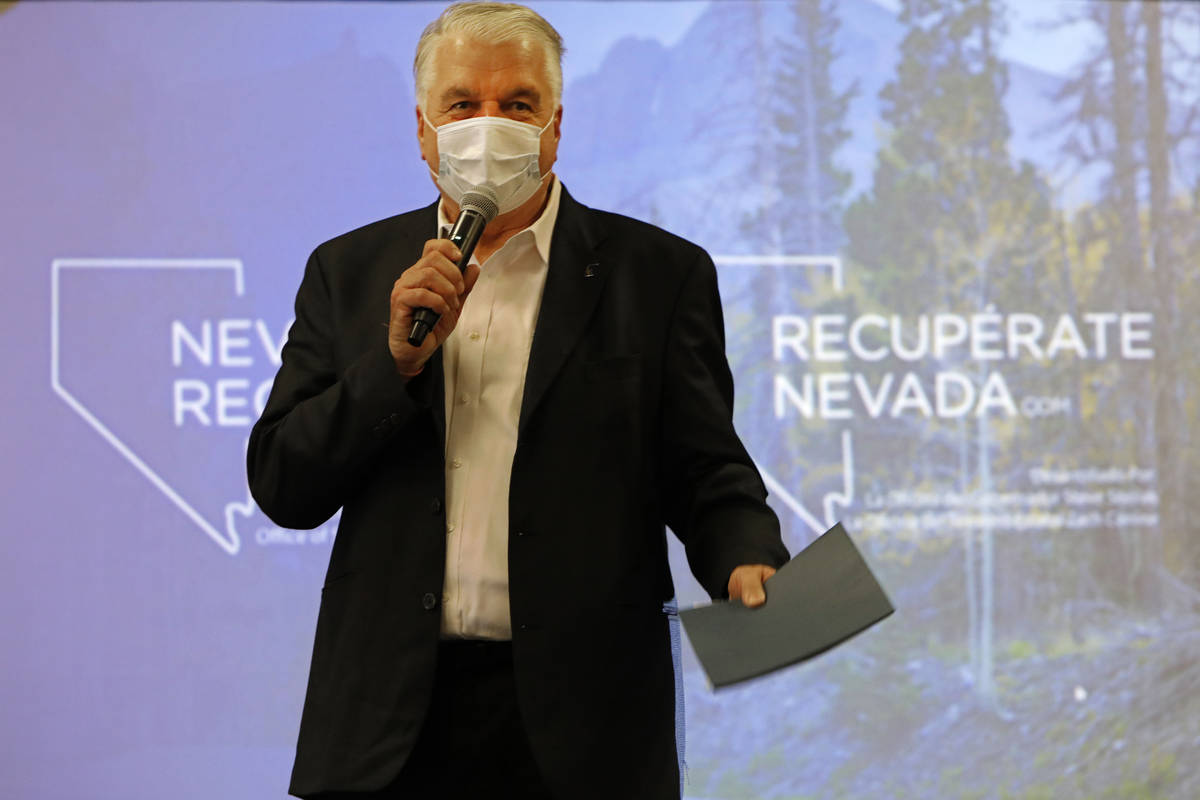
[450,458,463,469]
[468,330,481,341]
[446,522,455,534]
[458,393,470,405]
[421,592,437,611]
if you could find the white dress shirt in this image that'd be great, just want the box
[438,177,562,639]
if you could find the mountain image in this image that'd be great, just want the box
[560,0,1080,258]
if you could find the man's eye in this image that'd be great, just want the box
[450,101,471,110]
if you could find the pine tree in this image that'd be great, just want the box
[1053,2,1200,613]
[720,1,858,552]
[843,0,1058,708]
[770,0,856,255]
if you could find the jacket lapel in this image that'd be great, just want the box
[397,200,447,444]
[428,348,446,446]
[518,186,607,433]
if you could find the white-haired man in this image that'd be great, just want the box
[249,3,788,798]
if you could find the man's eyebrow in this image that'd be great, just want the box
[435,85,544,105]
[437,86,474,103]
[505,86,542,104]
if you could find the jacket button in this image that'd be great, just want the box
[421,592,438,611]
[430,497,442,514]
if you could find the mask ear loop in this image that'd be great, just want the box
[534,111,559,191]
[422,111,443,189]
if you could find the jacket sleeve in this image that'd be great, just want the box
[246,245,433,529]
[658,250,790,599]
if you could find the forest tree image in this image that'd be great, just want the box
[676,1,1200,798]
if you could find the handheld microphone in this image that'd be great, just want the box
[407,186,500,347]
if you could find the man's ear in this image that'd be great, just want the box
[416,106,427,162]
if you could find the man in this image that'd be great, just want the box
[248,3,788,798]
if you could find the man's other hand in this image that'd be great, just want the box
[727,564,777,608]
[389,238,481,377]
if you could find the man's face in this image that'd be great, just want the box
[417,35,562,190]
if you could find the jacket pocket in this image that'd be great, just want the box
[321,567,357,592]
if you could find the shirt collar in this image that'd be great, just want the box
[436,175,561,266]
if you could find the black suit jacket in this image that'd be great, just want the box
[248,185,788,799]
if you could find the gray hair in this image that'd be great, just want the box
[414,2,565,110]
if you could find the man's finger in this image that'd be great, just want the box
[395,287,452,319]
[406,262,463,303]
[742,579,766,608]
[728,564,776,608]
[422,238,462,263]
[413,242,467,294]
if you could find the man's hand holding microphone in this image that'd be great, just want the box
[388,187,498,377]
[388,239,481,378]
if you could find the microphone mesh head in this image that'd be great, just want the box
[460,185,499,222]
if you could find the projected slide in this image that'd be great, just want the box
[2,1,1197,799]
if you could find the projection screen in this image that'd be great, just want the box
[2,1,1198,798]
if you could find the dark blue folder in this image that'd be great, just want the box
[680,522,895,688]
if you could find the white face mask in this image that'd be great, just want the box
[426,114,553,214]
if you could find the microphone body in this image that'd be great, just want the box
[407,188,499,347]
